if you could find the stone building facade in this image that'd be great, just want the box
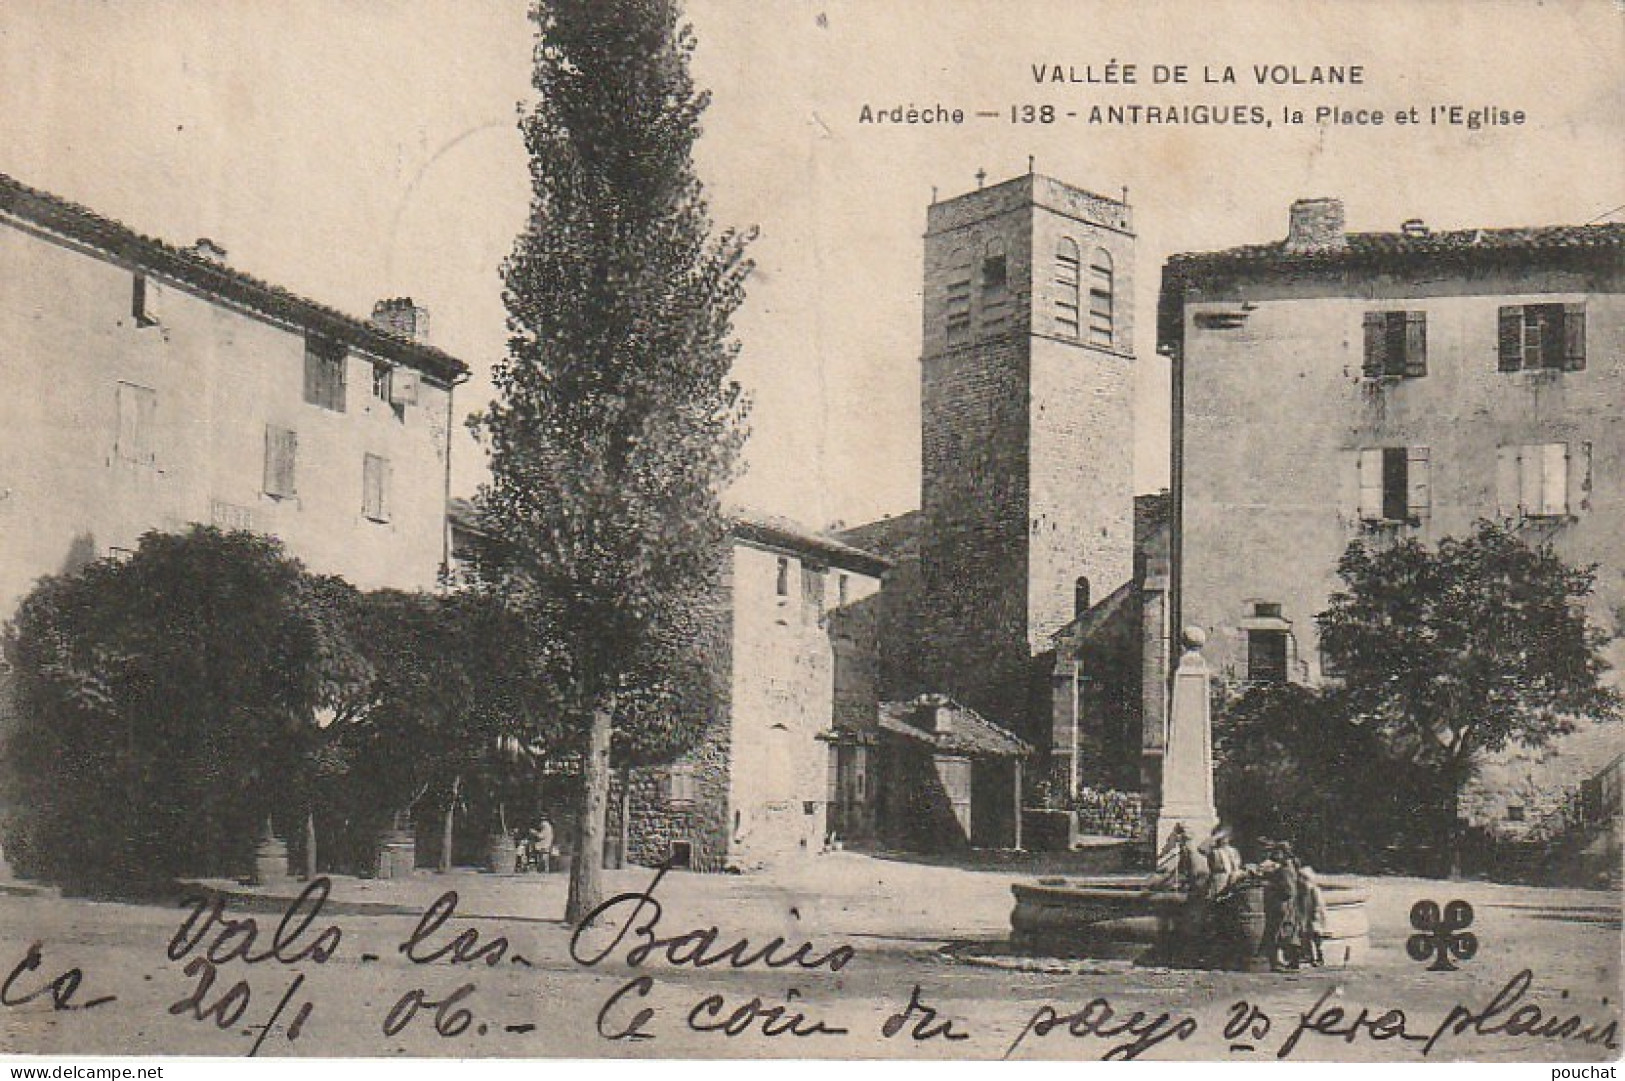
[616,514,886,871]
[0,172,468,619]
[1161,199,1625,838]
[916,172,1136,750]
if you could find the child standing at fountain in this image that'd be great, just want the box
[1297,865,1328,966]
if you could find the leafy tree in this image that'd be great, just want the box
[345,589,563,871]
[1213,682,1434,871]
[1317,520,1621,870]
[476,0,751,920]
[0,528,356,889]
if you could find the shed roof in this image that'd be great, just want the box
[878,695,1031,758]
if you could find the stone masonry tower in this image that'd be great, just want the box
[918,172,1135,752]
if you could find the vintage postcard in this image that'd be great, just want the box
[0,0,1620,1072]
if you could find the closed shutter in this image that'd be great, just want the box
[1362,312,1386,378]
[1539,443,1568,516]
[363,453,390,521]
[1563,303,1587,371]
[264,426,297,497]
[1518,444,1544,516]
[1497,306,1523,371]
[1495,445,1521,518]
[1568,441,1593,515]
[1404,311,1428,377]
[1358,449,1385,520]
[1406,446,1431,519]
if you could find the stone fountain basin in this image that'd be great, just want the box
[1009,876,1371,966]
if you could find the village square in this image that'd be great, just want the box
[0,0,1620,1066]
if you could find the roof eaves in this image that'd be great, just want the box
[0,171,471,385]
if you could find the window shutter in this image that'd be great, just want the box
[116,383,138,461]
[1404,311,1427,377]
[1563,303,1587,371]
[1518,443,1544,516]
[1497,306,1523,371]
[363,453,390,521]
[1568,441,1593,515]
[1358,448,1385,520]
[1406,446,1431,519]
[265,426,297,497]
[1362,312,1386,378]
[304,345,322,404]
[1539,443,1568,516]
[1495,445,1521,518]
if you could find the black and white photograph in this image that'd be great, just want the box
[0,0,1619,1070]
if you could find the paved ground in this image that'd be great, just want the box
[0,851,1617,1062]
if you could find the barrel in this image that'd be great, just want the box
[1230,883,1271,971]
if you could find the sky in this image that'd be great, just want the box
[0,0,1619,531]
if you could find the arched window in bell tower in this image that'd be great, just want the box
[945,245,972,345]
[1088,248,1114,348]
[1055,236,1081,338]
[982,236,1009,329]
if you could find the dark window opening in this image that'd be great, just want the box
[303,337,347,412]
[775,556,790,597]
[1074,576,1091,618]
[668,841,692,869]
[1505,805,1526,823]
[982,254,1007,293]
[1247,629,1288,683]
[1253,601,1283,619]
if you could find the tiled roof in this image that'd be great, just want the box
[0,171,470,385]
[448,498,891,577]
[878,695,1031,758]
[835,510,921,561]
[1166,223,1625,275]
[729,507,890,576]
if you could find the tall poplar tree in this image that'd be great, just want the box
[476,0,750,921]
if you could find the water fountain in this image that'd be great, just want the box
[1008,629,1370,968]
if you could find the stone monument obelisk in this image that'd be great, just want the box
[1155,627,1218,849]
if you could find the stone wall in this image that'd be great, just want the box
[0,215,454,622]
[1178,263,1624,688]
[916,173,1138,749]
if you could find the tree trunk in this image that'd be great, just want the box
[618,765,632,869]
[304,810,317,880]
[441,775,461,874]
[566,702,614,925]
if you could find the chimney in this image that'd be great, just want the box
[1402,218,1430,238]
[371,297,430,343]
[186,237,229,264]
[1284,198,1346,253]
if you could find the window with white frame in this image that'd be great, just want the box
[115,382,157,466]
[1357,446,1430,523]
[1496,442,1585,519]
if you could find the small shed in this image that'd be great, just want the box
[877,695,1032,851]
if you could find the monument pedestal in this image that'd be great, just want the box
[1155,628,1217,850]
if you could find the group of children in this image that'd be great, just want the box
[1157,824,1330,969]
[1259,839,1330,970]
